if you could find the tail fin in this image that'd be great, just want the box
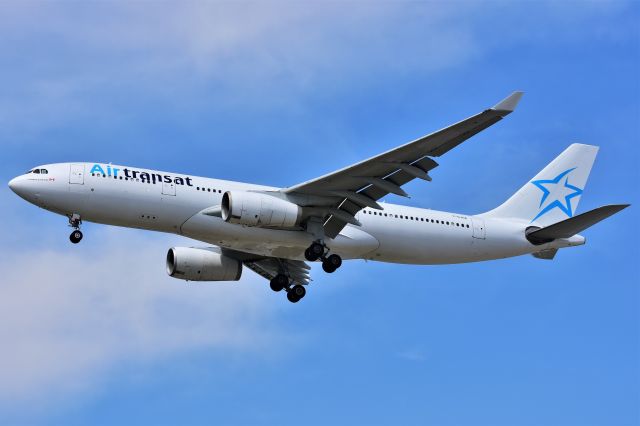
[484,143,599,226]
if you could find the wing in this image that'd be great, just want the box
[284,92,524,238]
[222,248,311,285]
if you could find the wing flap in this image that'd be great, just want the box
[323,156,440,238]
[244,257,312,286]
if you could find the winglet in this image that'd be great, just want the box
[492,91,524,113]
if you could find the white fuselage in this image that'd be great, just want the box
[8,162,584,264]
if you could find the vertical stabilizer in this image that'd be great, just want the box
[483,144,598,226]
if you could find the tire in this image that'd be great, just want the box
[322,254,341,273]
[322,260,336,273]
[270,274,288,292]
[327,254,342,269]
[287,291,300,303]
[69,230,83,244]
[310,243,324,257]
[304,248,317,262]
[291,285,306,299]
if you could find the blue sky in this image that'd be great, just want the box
[0,1,638,425]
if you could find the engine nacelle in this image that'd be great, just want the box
[166,247,242,282]
[221,191,301,227]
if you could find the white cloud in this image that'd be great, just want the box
[0,229,282,409]
[0,2,485,144]
[1,0,632,147]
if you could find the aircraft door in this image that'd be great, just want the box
[471,217,486,239]
[162,180,176,196]
[69,164,85,184]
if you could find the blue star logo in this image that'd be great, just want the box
[531,168,583,222]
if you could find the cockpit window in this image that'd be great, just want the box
[40,169,48,174]
[33,169,41,174]
[26,169,33,174]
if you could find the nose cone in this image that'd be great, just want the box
[8,176,29,199]
[8,176,20,194]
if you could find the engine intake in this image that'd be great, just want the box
[221,191,301,228]
[166,247,242,281]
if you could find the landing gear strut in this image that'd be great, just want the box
[68,213,83,244]
[304,241,342,274]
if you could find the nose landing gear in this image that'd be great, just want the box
[68,213,83,244]
[304,241,342,274]
[69,230,83,244]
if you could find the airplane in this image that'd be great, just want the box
[8,92,629,303]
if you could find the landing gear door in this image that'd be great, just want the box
[471,217,486,239]
[162,180,176,196]
[69,164,84,184]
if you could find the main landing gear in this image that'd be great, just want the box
[304,242,342,273]
[269,273,307,304]
[68,213,83,244]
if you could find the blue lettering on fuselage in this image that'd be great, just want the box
[89,164,193,187]
[90,164,105,175]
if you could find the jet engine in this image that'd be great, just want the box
[221,191,301,227]
[166,247,242,281]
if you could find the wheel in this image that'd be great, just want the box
[69,230,83,244]
[287,291,300,303]
[290,284,306,299]
[322,261,335,273]
[322,254,342,273]
[327,254,342,269]
[304,248,315,261]
[270,274,288,292]
[304,242,324,261]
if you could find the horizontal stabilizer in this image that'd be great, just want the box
[527,204,629,244]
